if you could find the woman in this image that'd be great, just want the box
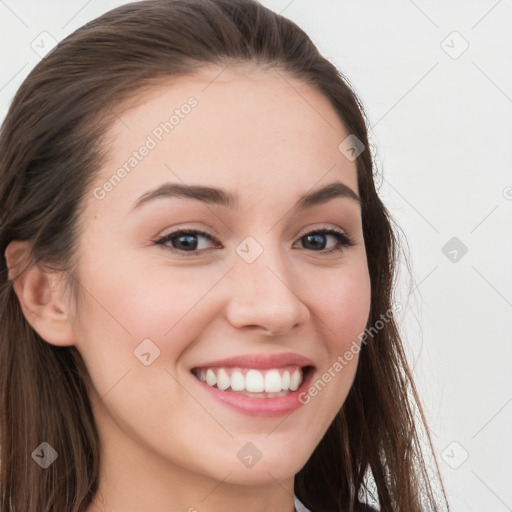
[0,1,449,511]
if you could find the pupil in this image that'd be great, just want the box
[305,234,325,250]
[175,234,197,250]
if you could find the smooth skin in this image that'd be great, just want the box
[7,64,371,512]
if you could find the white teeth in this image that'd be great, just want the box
[217,368,230,391]
[289,369,301,391]
[194,366,305,395]
[264,369,282,393]
[230,370,245,391]
[282,370,290,390]
[245,369,265,392]
[205,369,217,387]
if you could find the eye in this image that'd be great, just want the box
[153,226,354,255]
[295,228,354,253]
[154,229,219,253]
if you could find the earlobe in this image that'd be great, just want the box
[5,240,76,347]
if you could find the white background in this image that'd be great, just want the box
[1,1,511,510]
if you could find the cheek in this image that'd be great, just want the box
[308,262,372,356]
[293,262,371,441]
[72,255,225,372]
[70,260,213,439]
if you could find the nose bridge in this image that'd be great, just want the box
[225,233,309,335]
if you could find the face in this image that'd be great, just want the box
[70,65,371,490]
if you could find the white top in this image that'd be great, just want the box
[294,494,312,512]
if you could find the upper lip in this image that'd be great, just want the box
[190,352,315,370]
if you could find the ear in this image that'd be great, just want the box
[5,240,77,347]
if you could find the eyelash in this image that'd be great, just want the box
[153,226,355,255]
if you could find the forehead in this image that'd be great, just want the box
[90,65,358,213]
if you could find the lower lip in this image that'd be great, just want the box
[192,368,315,417]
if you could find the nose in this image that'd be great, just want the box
[225,246,310,337]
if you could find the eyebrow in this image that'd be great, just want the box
[129,180,361,213]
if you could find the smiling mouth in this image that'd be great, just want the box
[191,365,313,398]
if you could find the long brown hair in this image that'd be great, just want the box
[0,1,448,511]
